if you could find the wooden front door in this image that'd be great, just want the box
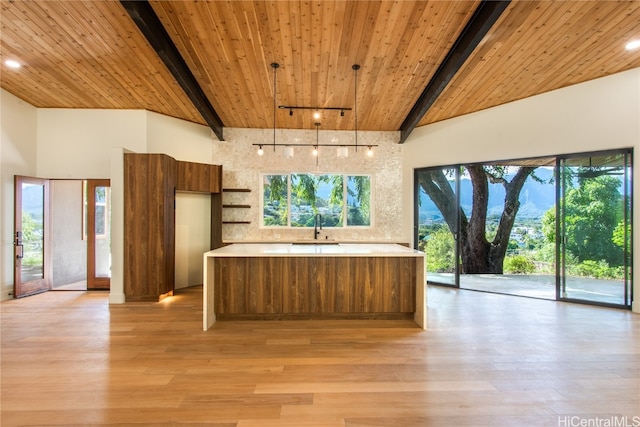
[14,176,51,298]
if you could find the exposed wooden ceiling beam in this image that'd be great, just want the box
[120,0,224,141]
[399,0,511,144]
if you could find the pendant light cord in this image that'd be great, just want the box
[353,64,360,152]
[271,63,279,151]
[315,122,320,166]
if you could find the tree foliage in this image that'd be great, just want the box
[292,174,320,212]
[263,175,288,226]
[423,224,456,273]
[612,219,631,250]
[553,175,623,265]
[21,212,43,266]
[348,176,371,225]
[264,174,370,227]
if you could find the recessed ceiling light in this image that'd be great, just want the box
[625,40,640,51]
[5,59,21,69]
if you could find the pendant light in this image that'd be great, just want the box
[313,122,320,166]
[283,146,294,158]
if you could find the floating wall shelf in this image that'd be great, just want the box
[222,188,252,226]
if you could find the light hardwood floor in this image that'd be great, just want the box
[1,285,638,426]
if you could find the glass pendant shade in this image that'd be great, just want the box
[284,146,294,158]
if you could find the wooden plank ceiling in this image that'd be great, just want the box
[1,1,640,140]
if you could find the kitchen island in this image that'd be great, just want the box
[203,243,426,330]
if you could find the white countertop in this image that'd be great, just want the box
[204,243,424,257]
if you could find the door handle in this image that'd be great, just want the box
[15,231,23,259]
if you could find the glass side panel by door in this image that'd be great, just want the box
[94,186,111,278]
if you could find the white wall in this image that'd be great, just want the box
[402,68,640,312]
[37,109,147,178]
[175,192,211,289]
[109,147,126,304]
[0,90,38,300]
[146,111,214,163]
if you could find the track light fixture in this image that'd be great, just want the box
[254,64,376,159]
[280,105,352,115]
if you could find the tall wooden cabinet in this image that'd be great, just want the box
[124,153,222,302]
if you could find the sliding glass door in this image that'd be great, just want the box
[415,167,460,287]
[415,149,633,309]
[558,151,633,307]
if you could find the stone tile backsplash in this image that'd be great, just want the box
[213,128,404,243]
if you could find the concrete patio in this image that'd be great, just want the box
[428,273,630,306]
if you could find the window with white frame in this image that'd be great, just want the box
[262,173,371,227]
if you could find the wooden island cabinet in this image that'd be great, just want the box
[204,243,426,329]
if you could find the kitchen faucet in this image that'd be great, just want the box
[314,213,322,239]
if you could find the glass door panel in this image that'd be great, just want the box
[459,163,557,299]
[415,167,460,287]
[21,183,44,282]
[14,176,50,297]
[558,151,632,307]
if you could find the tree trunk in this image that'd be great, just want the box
[485,166,536,273]
[419,165,537,275]
[462,165,491,273]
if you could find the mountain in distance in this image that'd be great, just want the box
[20,184,45,218]
[419,167,556,222]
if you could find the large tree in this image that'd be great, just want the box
[418,165,537,274]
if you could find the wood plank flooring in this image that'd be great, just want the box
[1,285,638,426]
